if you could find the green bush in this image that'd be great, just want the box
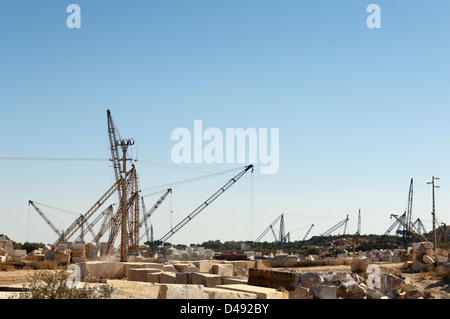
[22,268,115,299]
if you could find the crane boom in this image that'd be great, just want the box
[321,215,349,237]
[255,214,283,243]
[139,189,172,242]
[390,214,428,242]
[55,178,120,244]
[159,165,253,244]
[107,109,123,200]
[29,201,63,238]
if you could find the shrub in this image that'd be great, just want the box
[22,268,114,299]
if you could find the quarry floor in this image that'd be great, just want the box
[0,262,448,299]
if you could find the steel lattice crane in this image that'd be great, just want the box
[321,215,349,237]
[29,200,65,242]
[390,214,428,243]
[140,189,172,244]
[158,165,254,245]
[254,214,284,243]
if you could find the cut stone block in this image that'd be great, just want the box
[255,259,271,269]
[176,273,194,285]
[193,260,215,273]
[423,254,435,266]
[173,263,200,273]
[147,272,163,283]
[351,257,369,273]
[216,284,289,299]
[192,273,222,287]
[128,268,160,282]
[55,253,70,264]
[204,287,257,299]
[249,268,299,291]
[232,261,256,270]
[160,272,177,284]
[211,264,234,277]
[222,277,248,285]
[14,250,26,257]
[311,285,338,299]
[72,249,85,257]
[72,256,86,263]
[108,262,125,279]
[299,272,324,289]
[162,264,179,273]
[106,280,160,299]
[158,284,208,299]
[124,262,163,279]
[289,286,310,299]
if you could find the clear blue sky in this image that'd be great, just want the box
[0,1,449,246]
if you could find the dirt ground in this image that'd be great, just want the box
[0,262,448,299]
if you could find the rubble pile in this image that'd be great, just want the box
[250,257,425,299]
[407,242,449,272]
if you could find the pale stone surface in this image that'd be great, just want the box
[174,263,200,273]
[289,286,310,299]
[158,284,208,299]
[128,268,159,282]
[147,272,163,283]
[160,272,177,284]
[222,277,248,285]
[311,285,337,299]
[380,274,405,294]
[216,284,289,299]
[193,260,215,273]
[299,272,324,289]
[211,264,234,277]
[204,287,257,299]
[162,264,179,273]
[351,257,369,273]
[423,254,435,266]
[192,273,222,287]
[106,280,160,299]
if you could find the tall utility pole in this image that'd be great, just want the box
[118,138,135,262]
[427,176,439,251]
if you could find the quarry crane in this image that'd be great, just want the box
[139,189,172,243]
[158,165,254,244]
[356,209,361,236]
[376,212,406,247]
[321,215,349,237]
[29,200,64,241]
[107,109,139,261]
[390,214,428,243]
[254,214,284,243]
[412,218,427,236]
[73,205,114,243]
[54,178,121,245]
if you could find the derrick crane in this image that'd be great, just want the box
[376,212,406,247]
[390,214,428,243]
[356,209,361,236]
[412,218,427,236]
[159,165,254,244]
[54,178,121,245]
[254,214,284,243]
[29,200,64,241]
[73,205,114,242]
[106,109,138,261]
[282,224,314,250]
[140,189,172,244]
[399,179,414,248]
[321,215,349,237]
